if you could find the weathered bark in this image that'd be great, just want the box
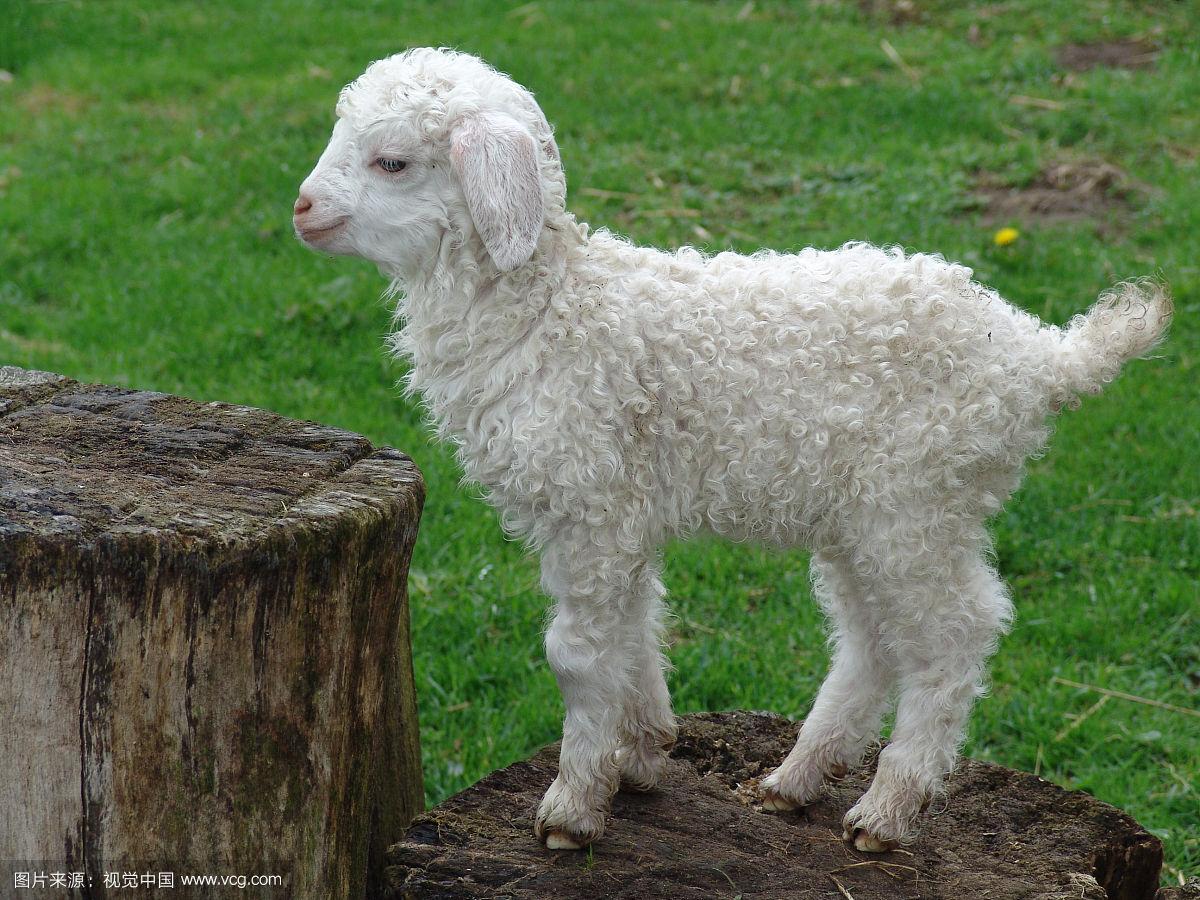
[388,710,1168,900]
[0,367,424,898]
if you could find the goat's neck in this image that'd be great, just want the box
[389,212,587,421]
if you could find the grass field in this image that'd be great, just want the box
[2,0,1197,883]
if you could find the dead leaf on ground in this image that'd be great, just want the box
[1056,38,1160,72]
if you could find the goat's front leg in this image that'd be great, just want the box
[535,538,656,850]
[615,562,677,792]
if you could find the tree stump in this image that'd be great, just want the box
[0,367,424,898]
[388,711,1171,900]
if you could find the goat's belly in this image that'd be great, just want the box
[698,497,828,547]
[689,456,836,547]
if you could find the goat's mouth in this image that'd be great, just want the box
[295,216,349,245]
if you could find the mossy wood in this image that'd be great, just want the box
[0,367,424,899]
[389,711,1176,900]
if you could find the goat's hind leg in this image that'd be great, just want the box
[842,553,1011,851]
[762,552,894,811]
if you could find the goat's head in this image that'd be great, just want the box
[294,48,563,277]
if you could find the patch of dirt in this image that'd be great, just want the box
[977,159,1138,227]
[16,83,92,116]
[387,710,1165,899]
[858,0,923,26]
[1056,38,1160,72]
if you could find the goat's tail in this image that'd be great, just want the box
[1053,278,1173,402]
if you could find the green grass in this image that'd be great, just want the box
[2,0,1197,883]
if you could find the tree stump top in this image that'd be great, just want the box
[0,366,422,550]
[388,711,1169,900]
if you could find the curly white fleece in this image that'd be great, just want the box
[296,47,1172,851]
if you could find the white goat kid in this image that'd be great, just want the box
[295,48,1171,853]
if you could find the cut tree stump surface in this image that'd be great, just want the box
[388,711,1171,900]
[1,367,424,898]
[0,366,415,545]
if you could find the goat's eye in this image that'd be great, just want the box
[376,158,407,173]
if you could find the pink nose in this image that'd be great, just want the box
[293,194,313,216]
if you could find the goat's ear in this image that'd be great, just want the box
[450,112,544,272]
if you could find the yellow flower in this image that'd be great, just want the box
[993,227,1020,247]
